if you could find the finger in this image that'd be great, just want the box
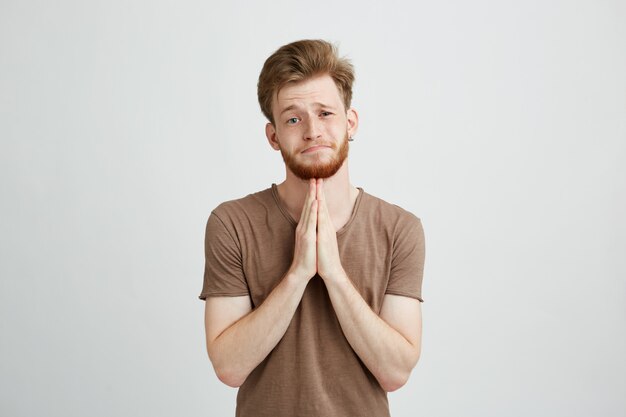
[318,188,334,231]
[316,178,323,202]
[316,179,328,224]
[317,191,327,228]
[316,179,326,224]
[308,198,318,234]
[310,178,316,200]
[300,179,316,227]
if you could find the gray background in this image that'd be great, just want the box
[1,0,625,416]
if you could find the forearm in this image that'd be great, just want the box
[324,272,419,392]
[210,272,309,387]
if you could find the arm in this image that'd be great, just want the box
[204,273,310,388]
[314,179,423,392]
[203,179,320,388]
[324,277,422,392]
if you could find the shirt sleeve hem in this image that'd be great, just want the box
[384,289,424,303]
[199,292,250,300]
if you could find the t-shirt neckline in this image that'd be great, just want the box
[271,183,364,236]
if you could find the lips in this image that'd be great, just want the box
[302,145,332,153]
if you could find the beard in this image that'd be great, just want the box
[278,132,350,180]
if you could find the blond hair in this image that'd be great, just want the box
[257,39,355,124]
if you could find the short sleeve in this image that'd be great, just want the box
[385,214,426,302]
[198,211,250,300]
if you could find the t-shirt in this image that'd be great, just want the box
[199,184,425,417]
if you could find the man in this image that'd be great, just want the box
[199,39,425,417]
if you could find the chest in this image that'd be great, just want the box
[239,223,393,313]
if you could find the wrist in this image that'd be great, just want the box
[285,267,313,284]
[320,267,348,286]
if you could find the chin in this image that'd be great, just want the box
[289,159,346,180]
[282,137,349,180]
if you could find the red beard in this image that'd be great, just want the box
[279,132,350,180]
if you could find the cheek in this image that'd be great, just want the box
[275,134,297,152]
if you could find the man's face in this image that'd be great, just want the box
[266,74,358,180]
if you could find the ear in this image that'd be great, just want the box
[346,108,359,138]
[265,122,281,151]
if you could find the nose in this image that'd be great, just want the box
[303,117,322,141]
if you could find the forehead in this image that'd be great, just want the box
[274,74,343,111]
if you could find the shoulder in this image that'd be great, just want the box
[360,192,425,266]
[360,190,423,230]
[210,186,274,225]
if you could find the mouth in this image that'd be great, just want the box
[302,145,332,154]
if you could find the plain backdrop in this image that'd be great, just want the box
[1,0,625,416]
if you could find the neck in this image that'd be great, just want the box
[276,160,359,231]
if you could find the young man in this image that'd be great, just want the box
[199,39,425,417]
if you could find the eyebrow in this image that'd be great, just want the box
[279,102,336,116]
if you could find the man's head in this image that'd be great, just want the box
[257,39,355,125]
[258,39,358,180]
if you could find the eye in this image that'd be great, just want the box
[321,111,333,117]
[286,117,299,125]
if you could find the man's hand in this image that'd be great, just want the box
[287,178,318,281]
[288,178,346,283]
[315,179,345,283]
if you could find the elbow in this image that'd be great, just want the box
[215,366,245,388]
[209,352,248,388]
[381,371,410,393]
[207,345,247,388]
[381,350,421,392]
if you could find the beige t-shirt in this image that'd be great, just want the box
[199,184,425,417]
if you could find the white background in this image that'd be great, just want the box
[1,0,625,416]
